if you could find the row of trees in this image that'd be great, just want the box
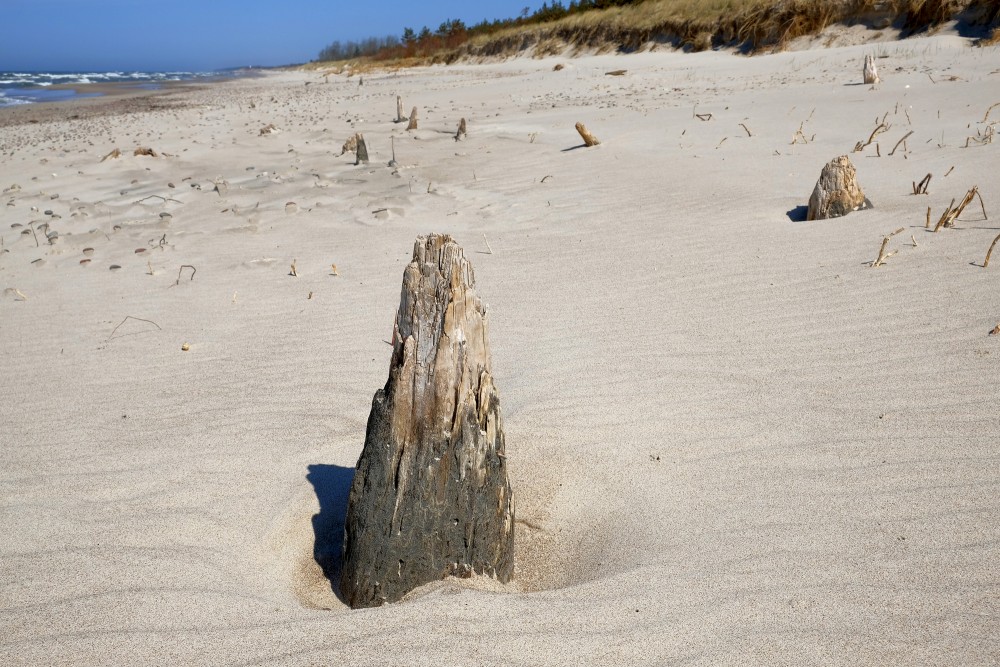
[315,0,648,62]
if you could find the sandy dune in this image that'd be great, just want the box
[1,33,998,666]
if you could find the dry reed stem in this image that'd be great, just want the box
[483,233,494,255]
[889,130,914,156]
[108,315,161,340]
[406,107,418,131]
[455,118,467,141]
[872,236,896,268]
[912,173,931,195]
[100,148,121,162]
[944,165,954,177]
[695,113,713,121]
[175,264,196,285]
[290,260,297,277]
[984,102,1000,123]
[983,233,1000,268]
[934,198,957,232]
[739,123,752,137]
[575,122,600,147]
[854,121,889,152]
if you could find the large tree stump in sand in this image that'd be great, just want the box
[807,155,872,221]
[863,54,880,85]
[341,234,515,609]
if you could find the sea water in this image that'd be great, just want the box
[0,71,228,107]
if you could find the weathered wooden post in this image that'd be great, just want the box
[341,234,515,609]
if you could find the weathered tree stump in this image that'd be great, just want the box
[863,54,880,85]
[455,118,467,142]
[396,96,407,123]
[406,107,419,131]
[355,133,369,165]
[807,155,872,220]
[575,122,600,147]
[340,234,515,609]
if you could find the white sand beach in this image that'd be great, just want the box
[1,31,998,665]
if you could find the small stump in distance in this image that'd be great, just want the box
[575,122,600,147]
[807,155,872,221]
[340,234,515,609]
[863,54,880,85]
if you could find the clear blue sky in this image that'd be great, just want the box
[1,0,544,72]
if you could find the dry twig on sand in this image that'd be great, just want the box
[108,315,161,340]
[854,120,889,152]
[983,102,1000,123]
[871,227,904,267]
[889,130,914,156]
[934,186,985,231]
[912,173,931,195]
[175,264,196,285]
[983,233,1000,268]
[100,148,121,162]
[739,123,752,137]
[289,260,298,277]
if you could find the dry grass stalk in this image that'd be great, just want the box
[854,120,889,152]
[925,206,931,228]
[455,118,467,141]
[983,233,1000,268]
[944,165,955,177]
[100,148,121,162]
[483,233,494,255]
[740,123,752,137]
[575,122,600,147]
[259,124,279,136]
[934,198,957,231]
[175,264,196,285]
[407,107,418,131]
[606,69,627,76]
[791,122,813,145]
[695,113,713,121]
[872,227,904,267]
[888,130,914,156]
[396,96,406,123]
[290,260,298,277]
[108,316,161,340]
[912,173,931,195]
[934,186,982,231]
[330,264,339,276]
[984,102,1000,123]
[134,147,158,157]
